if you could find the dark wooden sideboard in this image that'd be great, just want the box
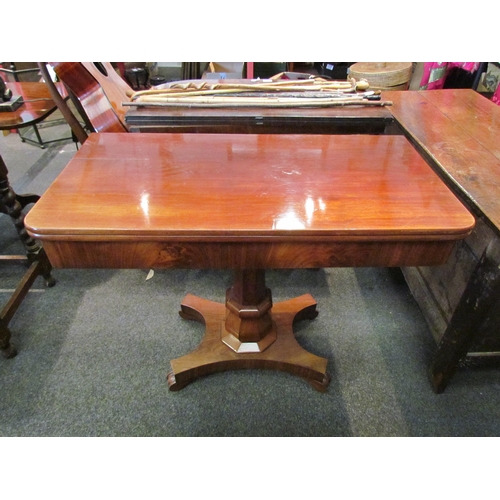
[125,105,395,134]
[124,80,394,135]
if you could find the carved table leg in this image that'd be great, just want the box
[1,157,55,287]
[167,269,330,391]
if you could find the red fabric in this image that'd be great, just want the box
[492,85,500,106]
[419,62,480,90]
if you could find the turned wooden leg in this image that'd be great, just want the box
[0,156,55,288]
[1,156,55,360]
[168,269,330,391]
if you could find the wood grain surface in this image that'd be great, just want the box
[0,82,66,130]
[49,62,129,133]
[386,89,500,230]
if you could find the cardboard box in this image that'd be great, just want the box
[203,62,245,79]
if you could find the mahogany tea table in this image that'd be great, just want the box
[24,133,475,391]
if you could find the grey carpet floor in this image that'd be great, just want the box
[2,123,500,437]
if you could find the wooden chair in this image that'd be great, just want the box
[37,62,132,145]
[1,154,55,358]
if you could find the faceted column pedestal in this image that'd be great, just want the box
[222,269,276,353]
[167,269,330,391]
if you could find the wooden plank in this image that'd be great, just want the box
[421,89,500,160]
[386,90,500,232]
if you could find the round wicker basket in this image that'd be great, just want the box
[349,62,413,90]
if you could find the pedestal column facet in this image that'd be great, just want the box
[222,269,277,353]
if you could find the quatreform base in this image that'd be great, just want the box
[167,293,330,392]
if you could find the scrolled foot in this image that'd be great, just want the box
[178,295,207,325]
[167,370,190,392]
[306,372,331,393]
[179,308,203,323]
[167,370,177,389]
[293,302,319,323]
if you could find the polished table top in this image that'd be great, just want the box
[25,132,474,269]
[0,82,66,131]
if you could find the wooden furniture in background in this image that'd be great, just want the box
[37,63,89,145]
[0,81,71,148]
[45,62,131,134]
[1,155,55,358]
[386,89,500,392]
[0,81,61,354]
[181,62,202,80]
[0,63,40,83]
[24,133,474,391]
[124,79,394,135]
[39,68,394,137]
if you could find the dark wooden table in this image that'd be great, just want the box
[0,82,69,148]
[24,133,474,391]
[384,89,500,392]
[125,79,394,135]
